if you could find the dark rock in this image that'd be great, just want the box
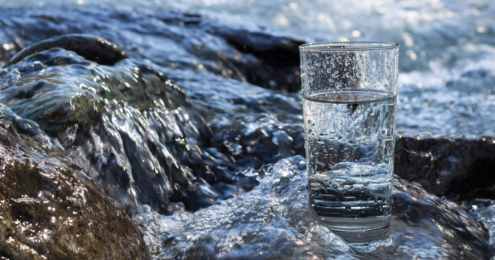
[203,23,304,92]
[0,107,149,259]
[394,134,495,201]
[5,34,128,67]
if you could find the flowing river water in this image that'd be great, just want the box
[0,0,494,259]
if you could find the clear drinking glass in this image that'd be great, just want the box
[300,42,399,238]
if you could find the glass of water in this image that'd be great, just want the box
[300,42,399,238]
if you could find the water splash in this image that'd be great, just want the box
[135,156,491,259]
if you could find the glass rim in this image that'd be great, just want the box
[299,41,399,52]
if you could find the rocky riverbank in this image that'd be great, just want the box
[0,5,494,259]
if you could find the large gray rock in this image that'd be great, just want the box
[395,134,495,201]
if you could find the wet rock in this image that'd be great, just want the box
[0,107,149,259]
[0,37,225,214]
[395,134,495,201]
[203,21,304,91]
[212,115,304,169]
[6,34,128,67]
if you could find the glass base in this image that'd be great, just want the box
[317,215,391,231]
[317,215,392,244]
